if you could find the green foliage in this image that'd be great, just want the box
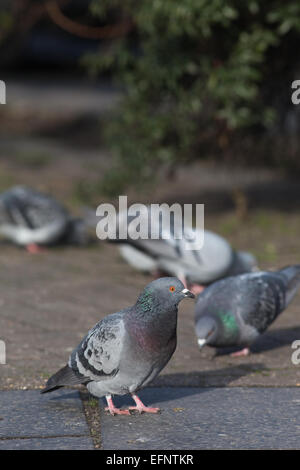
[0,9,13,41]
[86,1,300,194]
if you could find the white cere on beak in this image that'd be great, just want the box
[197,339,206,348]
[181,288,195,298]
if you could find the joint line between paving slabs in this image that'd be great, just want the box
[80,390,102,450]
[0,434,87,441]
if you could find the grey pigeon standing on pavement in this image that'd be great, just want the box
[194,265,300,356]
[0,186,87,252]
[86,205,257,295]
[42,277,194,415]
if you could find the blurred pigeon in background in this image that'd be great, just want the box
[87,205,257,295]
[0,186,87,252]
[42,277,194,415]
[194,265,300,356]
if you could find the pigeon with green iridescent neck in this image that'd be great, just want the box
[195,266,300,356]
[42,277,194,415]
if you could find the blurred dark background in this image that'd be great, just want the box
[0,0,300,266]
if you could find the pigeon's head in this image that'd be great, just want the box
[136,277,194,315]
[195,316,218,350]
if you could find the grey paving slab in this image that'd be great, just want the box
[0,389,93,449]
[99,387,300,450]
[0,436,94,450]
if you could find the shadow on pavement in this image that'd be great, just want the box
[47,390,80,401]
[99,363,264,407]
[214,326,300,356]
[252,326,300,353]
[150,363,267,389]
[43,363,267,407]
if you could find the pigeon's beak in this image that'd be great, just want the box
[181,288,195,299]
[197,338,206,349]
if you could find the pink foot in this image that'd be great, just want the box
[105,395,130,416]
[188,284,205,295]
[178,277,205,296]
[105,406,130,416]
[129,405,160,414]
[129,394,160,414]
[26,243,45,254]
[230,347,250,357]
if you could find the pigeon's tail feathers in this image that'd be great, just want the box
[41,364,87,394]
[40,384,63,394]
[228,251,258,276]
[64,218,88,245]
[279,265,300,306]
[238,251,258,271]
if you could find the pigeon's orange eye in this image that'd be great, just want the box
[169,286,175,292]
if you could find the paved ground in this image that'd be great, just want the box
[0,389,94,449]
[1,386,300,450]
[1,241,300,391]
[99,387,300,450]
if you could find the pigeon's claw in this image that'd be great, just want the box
[129,405,160,414]
[129,394,160,414]
[105,406,130,416]
[105,395,130,416]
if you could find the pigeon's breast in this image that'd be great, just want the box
[125,315,177,357]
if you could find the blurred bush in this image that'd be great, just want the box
[0,3,13,44]
[83,1,300,194]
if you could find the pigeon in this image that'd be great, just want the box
[194,265,300,356]
[0,186,87,252]
[41,277,194,415]
[92,205,257,295]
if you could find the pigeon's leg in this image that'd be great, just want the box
[26,243,45,254]
[129,394,160,414]
[178,276,205,296]
[105,395,130,416]
[230,347,250,357]
[188,283,205,295]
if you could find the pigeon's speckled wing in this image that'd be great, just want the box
[0,186,70,245]
[0,186,68,228]
[238,273,286,333]
[196,272,286,334]
[195,267,300,350]
[68,311,127,383]
[124,230,233,283]
[157,231,233,283]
